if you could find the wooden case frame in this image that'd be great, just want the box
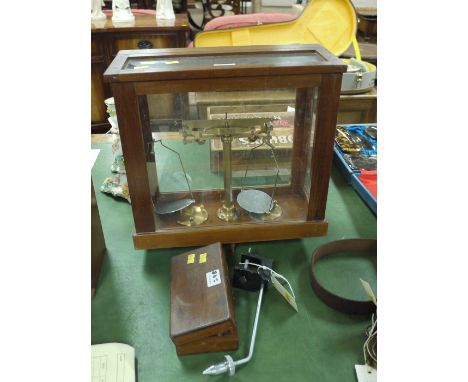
[104,45,346,249]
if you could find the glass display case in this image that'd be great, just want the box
[104,45,346,249]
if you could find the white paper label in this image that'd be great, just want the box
[271,274,298,312]
[355,364,377,382]
[360,278,377,305]
[206,269,221,288]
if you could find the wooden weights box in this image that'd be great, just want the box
[170,243,238,355]
[104,45,346,249]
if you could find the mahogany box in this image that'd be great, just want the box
[170,242,238,355]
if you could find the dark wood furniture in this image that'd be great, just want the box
[104,44,346,250]
[103,0,188,13]
[91,179,106,298]
[91,15,190,133]
[337,87,376,123]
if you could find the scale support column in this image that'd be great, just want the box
[217,135,240,222]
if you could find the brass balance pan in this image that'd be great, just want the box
[155,198,195,215]
[237,189,274,214]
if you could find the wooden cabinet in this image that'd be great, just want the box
[91,15,190,133]
[337,87,377,124]
[102,0,188,13]
[91,179,106,298]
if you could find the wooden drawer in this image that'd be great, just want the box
[111,34,178,55]
[337,98,377,124]
[91,62,108,124]
[91,38,101,57]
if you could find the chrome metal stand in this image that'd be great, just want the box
[202,282,265,376]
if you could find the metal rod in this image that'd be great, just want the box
[266,141,280,211]
[234,282,264,367]
[240,140,264,191]
[239,129,280,212]
[154,139,194,200]
[221,136,233,208]
[202,282,265,376]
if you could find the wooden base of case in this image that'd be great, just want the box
[175,331,239,356]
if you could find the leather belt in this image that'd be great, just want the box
[309,239,377,315]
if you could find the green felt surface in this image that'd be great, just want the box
[91,142,377,382]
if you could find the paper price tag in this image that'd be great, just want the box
[271,274,298,312]
[355,364,377,382]
[360,278,377,305]
[206,269,221,288]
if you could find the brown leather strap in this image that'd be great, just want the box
[309,239,377,315]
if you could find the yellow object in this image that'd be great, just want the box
[194,0,357,56]
[199,253,207,263]
[351,35,361,61]
[187,253,195,264]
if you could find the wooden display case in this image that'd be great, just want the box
[104,45,346,249]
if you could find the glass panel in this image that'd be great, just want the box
[303,88,319,201]
[141,85,316,230]
[124,52,324,71]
